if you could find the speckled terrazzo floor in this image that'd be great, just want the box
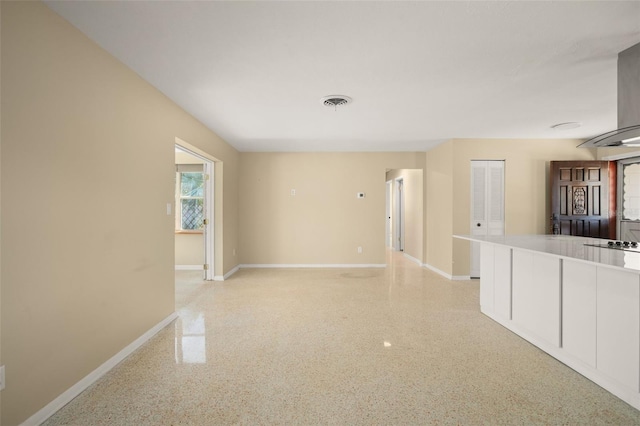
[43,251,640,425]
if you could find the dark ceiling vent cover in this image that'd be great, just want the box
[321,95,352,109]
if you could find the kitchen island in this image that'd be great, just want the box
[456,234,640,411]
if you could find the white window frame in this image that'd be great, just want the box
[619,158,640,221]
[175,166,205,232]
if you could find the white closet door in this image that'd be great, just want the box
[470,161,505,277]
[488,161,505,235]
[471,162,487,233]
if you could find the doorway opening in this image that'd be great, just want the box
[394,178,405,251]
[175,144,215,280]
[385,169,423,265]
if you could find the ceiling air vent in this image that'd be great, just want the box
[321,95,352,110]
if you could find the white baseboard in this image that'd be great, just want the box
[225,265,240,279]
[239,264,386,269]
[451,275,472,281]
[21,312,178,426]
[423,263,453,280]
[402,253,422,265]
[422,263,472,281]
[214,265,240,281]
[175,265,203,270]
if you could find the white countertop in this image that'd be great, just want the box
[455,234,640,273]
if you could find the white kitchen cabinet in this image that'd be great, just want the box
[512,250,561,347]
[493,246,512,320]
[479,243,495,313]
[596,267,640,391]
[457,234,640,410]
[480,244,511,319]
[562,260,597,367]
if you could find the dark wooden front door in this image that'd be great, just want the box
[550,161,616,239]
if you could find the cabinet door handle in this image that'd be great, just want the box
[477,223,481,227]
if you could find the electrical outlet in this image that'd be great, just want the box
[290,189,296,196]
[357,246,363,254]
[0,365,5,391]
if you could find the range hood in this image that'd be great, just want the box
[579,42,640,148]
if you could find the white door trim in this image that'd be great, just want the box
[202,161,214,280]
[386,180,392,248]
[394,177,404,251]
[175,143,215,280]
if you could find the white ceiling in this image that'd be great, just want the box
[45,1,640,152]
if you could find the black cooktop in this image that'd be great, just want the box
[584,240,640,253]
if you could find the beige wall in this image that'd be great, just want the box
[175,233,204,266]
[175,151,205,165]
[1,2,239,424]
[597,146,640,160]
[424,138,597,277]
[385,169,424,262]
[239,152,424,265]
[425,141,454,275]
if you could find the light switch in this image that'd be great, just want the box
[166,203,172,215]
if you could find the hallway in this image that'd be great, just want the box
[44,252,640,425]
